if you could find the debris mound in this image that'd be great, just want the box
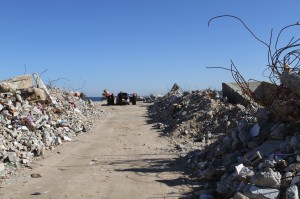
[0,74,104,180]
[149,83,300,199]
[149,83,257,149]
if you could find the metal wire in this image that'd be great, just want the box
[207,15,300,107]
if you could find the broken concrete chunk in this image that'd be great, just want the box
[249,123,260,137]
[1,75,34,91]
[21,159,29,164]
[222,82,251,106]
[7,151,17,163]
[252,140,285,156]
[0,82,14,92]
[24,88,48,102]
[63,136,72,142]
[55,137,62,145]
[250,170,281,188]
[280,71,300,97]
[15,94,22,102]
[42,130,54,146]
[235,163,252,178]
[286,184,299,199]
[243,184,280,199]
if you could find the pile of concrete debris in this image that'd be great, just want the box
[148,83,258,150]
[0,74,104,180]
[149,83,300,199]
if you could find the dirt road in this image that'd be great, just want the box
[0,103,192,199]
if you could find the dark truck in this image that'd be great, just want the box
[116,92,130,105]
[116,92,138,105]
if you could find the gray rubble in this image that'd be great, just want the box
[148,82,300,199]
[0,74,104,181]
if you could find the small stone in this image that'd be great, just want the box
[55,137,62,145]
[31,173,42,178]
[21,159,29,164]
[16,94,22,102]
[206,111,213,119]
[7,152,17,163]
[237,104,245,111]
[21,126,29,131]
[184,129,189,134]
[31,192,42,195]
[249,123,260,137]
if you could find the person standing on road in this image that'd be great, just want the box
[117,92,122,105]
[110,93,115,105]
[132,93,137,105]
[103,89,111,105]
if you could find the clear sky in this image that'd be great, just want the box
[1,0,300,96]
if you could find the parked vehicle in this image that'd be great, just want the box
[116,92,130,105]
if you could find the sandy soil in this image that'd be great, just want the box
[0,103,193,199]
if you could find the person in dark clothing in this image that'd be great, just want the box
[132,93,137,105]
[117,92,122,105]
[103,89,111,105]
[110,93,115,105]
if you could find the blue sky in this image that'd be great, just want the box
[1,1,300,96]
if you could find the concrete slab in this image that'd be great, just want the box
[0,74,34,91]
[222,81,277,107]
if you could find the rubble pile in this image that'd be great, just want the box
[149,83,300,199]
[148,84,257,147]
[0,75,104,179]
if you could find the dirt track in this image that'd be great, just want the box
[0,103,192,199]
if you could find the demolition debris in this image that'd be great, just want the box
[0,74,104,181]
[152,16,300,199]
[149,80,300,199]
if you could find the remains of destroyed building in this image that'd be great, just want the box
[0,74,104,180]
[149,17,300,198]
